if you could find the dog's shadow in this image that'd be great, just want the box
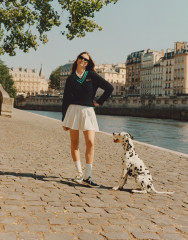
[60,179,133,192]
[60,179,113,190]
[116,188,133,193]
[60,180,133,192]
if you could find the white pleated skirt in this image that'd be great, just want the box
[62,104,99,132]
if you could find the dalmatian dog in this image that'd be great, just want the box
[113,132,174,194]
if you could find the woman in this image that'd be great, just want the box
[62,51,114,188]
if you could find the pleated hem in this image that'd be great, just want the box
[62,104,99,132]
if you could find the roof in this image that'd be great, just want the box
[164,51,174,60]
[126,50,145,64]
[61,63,73,73]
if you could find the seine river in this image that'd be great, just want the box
[27,110,188,155]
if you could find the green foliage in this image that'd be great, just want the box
[60,0,119,40]
[49,65,63,90]
[0,60,17,98]
[0,0,119,55]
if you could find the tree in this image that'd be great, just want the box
[49,65,63,90]
[0,0,119,56]
[0,60,17,98]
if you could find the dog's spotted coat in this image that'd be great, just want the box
[113,132,174,194]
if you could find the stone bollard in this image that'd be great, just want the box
[0,84,14,117]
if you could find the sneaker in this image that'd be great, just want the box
[83,176,100,188]
[74,174,83,184]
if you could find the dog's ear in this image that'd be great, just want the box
[129,134,134,140]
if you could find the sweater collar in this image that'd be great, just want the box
[73,70,88,84]
[76,70,84,78]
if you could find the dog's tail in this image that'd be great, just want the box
[151,185,174,194]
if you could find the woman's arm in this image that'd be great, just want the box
[91,71,114,105]
[62,77,72,121]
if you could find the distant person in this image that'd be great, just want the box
[62,51,114,188]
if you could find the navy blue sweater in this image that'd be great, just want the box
[62,70,114,121]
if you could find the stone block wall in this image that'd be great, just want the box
[0,84,14,117]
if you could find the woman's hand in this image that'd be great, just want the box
[62,126,70,131]
[93,101,99,107]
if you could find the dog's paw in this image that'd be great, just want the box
[112,186,119,191]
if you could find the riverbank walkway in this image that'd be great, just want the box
[0,109,187,240]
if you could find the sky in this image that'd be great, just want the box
[1,0,188,78]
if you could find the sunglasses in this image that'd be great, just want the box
[78,55,89,62]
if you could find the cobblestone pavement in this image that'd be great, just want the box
[0,109,188,240]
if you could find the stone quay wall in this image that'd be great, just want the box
[0,84,14,117]
[15,95,188,121]
[97,96,188,121]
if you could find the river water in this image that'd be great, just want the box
[27,110,188,155]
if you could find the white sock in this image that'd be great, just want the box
[85,164,92,179]
[74,160,83,175]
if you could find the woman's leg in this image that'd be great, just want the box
[83,130,99,187]
[83,130,95,165]
[69,129,83,178]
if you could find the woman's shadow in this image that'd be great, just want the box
[0,170,132,192]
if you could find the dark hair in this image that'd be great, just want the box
[71,51,95,74]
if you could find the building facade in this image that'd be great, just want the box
[126,42,188,97]
[140,49,164,95]
[173,42,188,95]
[125,50,145,95]
[152,62,164,96]
[95,63,126,96]
[163,50,174,96]
[10,65,48,97]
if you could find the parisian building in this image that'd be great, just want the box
[126,41,188,97]
[173,42,188,95]
[9,65,48,97]
[163,49,174,96]
[140,49,164,95]
[152,61,164,96]
[95,63,126,96]
[125,50,146,95]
